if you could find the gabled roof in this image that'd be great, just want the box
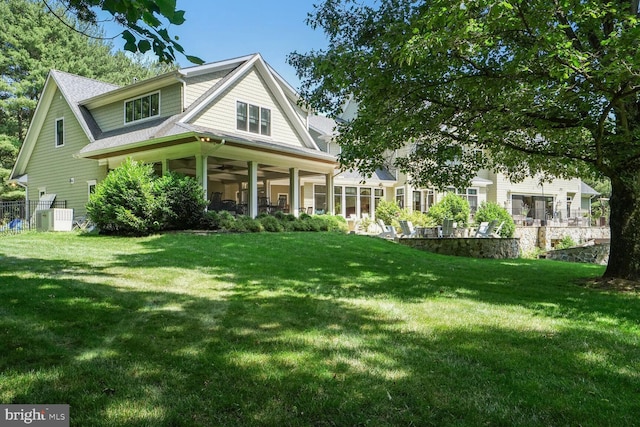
[11,70,118,177]
[78,54,325,159]
[177,53,319,150]
[581,181,600,196]
[308,114,337,137]
[14,54,332,177]
[336,168,397,184]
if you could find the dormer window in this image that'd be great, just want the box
[237,101,270,136]
[125,92,160,123]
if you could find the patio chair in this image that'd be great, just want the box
[258,197,270,214]
[398,220,417,237]
[220,199,238,215]
[491,221,505,238]
[475,219,498,238]
[441,218,455,237]
[73,216,94,232]
[277,195,288,213]
[377,219,397,239]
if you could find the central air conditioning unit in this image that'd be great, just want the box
[35,209,74,231]
[36,209,54,231]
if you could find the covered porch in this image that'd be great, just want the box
[79,131,337,218]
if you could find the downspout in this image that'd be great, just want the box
[15,180,29,226]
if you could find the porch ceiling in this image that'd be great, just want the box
[168,156,324,184]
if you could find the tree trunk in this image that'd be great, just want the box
[604,171,640,281]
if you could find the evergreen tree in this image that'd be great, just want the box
[0,0,174,141]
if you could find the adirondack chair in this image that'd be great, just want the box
[491,221,506,238]
[398,220,417,237]
[441,218,455,237]
[377,219,397,239]
[475,220,498,238]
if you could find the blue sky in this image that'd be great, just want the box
[102,0,329,89]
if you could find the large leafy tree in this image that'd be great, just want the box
[0,0,174,141]
[290,0,640,281]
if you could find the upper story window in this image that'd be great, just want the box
[55,118,64,147]
[237,101,271,136]
[125,92,160,124]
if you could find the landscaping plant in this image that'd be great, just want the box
[426,192,471,227]
[86,158,160,235]
[474,201,516,238]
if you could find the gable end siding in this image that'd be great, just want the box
[184,71,227,108]
[192,69,305,147]
[26,88,106,216]
[90,83,183,133]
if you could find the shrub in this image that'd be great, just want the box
[555,235,577,250]
[259,215,285,232]
[200,211,222,230]
[154,172,207,230]
[320,214,348,233]
[87,158,160,235]
[474,201,516,238]
[426,192,471,227]
[375,200,402,225]
[397,210,436,227]
[234,216,263,233]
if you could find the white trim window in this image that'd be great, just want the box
[447,187,478,213]
[125,92,160,124]
[395,187,405,208]
[55,118,64,147]
[87,180,97,199]
[237,101,271,136]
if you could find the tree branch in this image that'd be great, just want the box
[41,0,119,41]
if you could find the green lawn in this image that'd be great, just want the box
[0,231,638,426]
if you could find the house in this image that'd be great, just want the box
[327,99,600,225]
[10,54,338,220]
[10,52,598,227]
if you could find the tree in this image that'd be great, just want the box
[44,0,202,64]
[0,0,174,141]
[290,0,640,281]
[0,135,22,200]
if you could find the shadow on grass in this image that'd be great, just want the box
[121,232,636,326]
[0,233,638,426]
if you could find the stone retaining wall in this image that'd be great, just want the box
[515,226,610,253]
[545,244,610,265]
[399,237,520,259]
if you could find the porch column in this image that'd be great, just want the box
[289,168,300,217]
[195,155,208,202]
[161,158,169,176]
[248,161,258,218]
[325,173,334,215]
[405,184,414,212]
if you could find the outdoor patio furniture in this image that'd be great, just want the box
[220,199,238,215]
[475,220,498,238]
[441,218,455,237]
[377,219,396,239]
[208,192,223,211]
[258,197,271,214]
[399,220,417,237]
[491,221,505,238]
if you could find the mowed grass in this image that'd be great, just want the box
[0,231,638,426]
